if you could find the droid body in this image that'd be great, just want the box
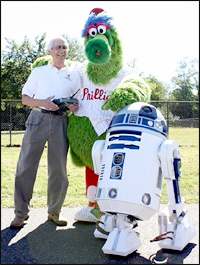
[92,102,196,256]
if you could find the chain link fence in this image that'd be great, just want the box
[1,99,199,147]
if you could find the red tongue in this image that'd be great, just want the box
[96,50,100,56]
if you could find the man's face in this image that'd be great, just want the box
[49,38,67,63]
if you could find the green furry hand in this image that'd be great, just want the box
[102,80,151,111]
[31,56,73,70]
[31,55,52,70]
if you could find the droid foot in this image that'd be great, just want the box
[102,227,141,256]
[157,209,197,251]
[74,206,100,223]
[158,217,196,251]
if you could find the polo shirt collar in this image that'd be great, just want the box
[48,61,68,71]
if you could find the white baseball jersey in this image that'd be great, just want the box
[71,61,138,136]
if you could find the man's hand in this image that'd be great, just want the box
[43,96,59,111]
[68,103,79,113]
[52,97,79,113]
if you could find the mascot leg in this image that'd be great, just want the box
[74,167,101,222]
[86,166,99,206]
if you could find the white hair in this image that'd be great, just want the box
[46,36,69,52]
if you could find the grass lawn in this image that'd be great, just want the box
[1,127,199,208]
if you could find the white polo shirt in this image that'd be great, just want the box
[22,62,81,106]
[71,61,138,136]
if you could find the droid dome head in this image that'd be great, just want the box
[108,102,168,138]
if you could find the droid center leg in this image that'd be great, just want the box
[96,213,141,256]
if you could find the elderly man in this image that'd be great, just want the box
[10,36,81,229]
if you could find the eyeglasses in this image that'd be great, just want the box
[53,45,67,50]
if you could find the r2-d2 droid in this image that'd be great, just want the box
[92,102,196,256]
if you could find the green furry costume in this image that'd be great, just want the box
[68,8,151,170]
[32,8,151,221]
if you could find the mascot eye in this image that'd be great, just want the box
[89,27,97,37]
[97,25,106,34]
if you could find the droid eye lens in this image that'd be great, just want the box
[142,106,152,114]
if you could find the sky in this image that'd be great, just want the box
[1,1,199,84]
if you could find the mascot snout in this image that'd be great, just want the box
[85,37,111,65]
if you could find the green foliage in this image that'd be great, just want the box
[153,104,180,124]
[127,59,168,101]
[144,75,168,100]
[167,57,199,119]
[63,35,86,62]
[1,34,47,99]
[170,57,199,101]
[128,56,199,103]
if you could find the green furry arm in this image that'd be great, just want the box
[102,78,151,111]
[31,55,52,70]
[31,55,73,70]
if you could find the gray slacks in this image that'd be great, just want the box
[14,110,69,217]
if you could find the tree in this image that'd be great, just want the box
[63,35,86,62]
[169,57,199,100]
[1,34,47,99]
[144,75,168,101]
[168,57,199,119]
[127,58,169,101]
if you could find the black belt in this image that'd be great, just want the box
[33,107,67,116]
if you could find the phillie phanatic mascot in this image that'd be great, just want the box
[32,8,151,221]
[68,7,151,222]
